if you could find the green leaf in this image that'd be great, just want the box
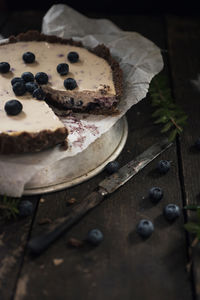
[154,115,168,124]
[184,222,200,234]
[168,129,178,142]
[161,122,173,133]
[149,73,188,141]
[176,115,188,125]
[184,205,200,211]
[197,207,200,223]
[152,108,166,118]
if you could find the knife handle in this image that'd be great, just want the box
[27,190,105,255]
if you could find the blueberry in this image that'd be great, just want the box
[67,51,79,63]
[11,77,24,86]
[33,88,46,100]
[195,138,200,150]
[4,99,23,116]
[136,219,154,238]
[25,82,38,94]
[163,204,180,221]
[157,160,171,174]
[76,100,83,106]
[18,200,33,217]
[86,229,104,246]
[149,187,163,203]
[64,78,77,90]
[0,62,10,73]
[57,63,69,75]
[12,81,26,96]
[21,72,34,82]
[105,160,120,174]
[86,102,100,111]
[35,72,48,85]
[22,52,35,63]
[68,97,74,106]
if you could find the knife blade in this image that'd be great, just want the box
[28,138,172,255]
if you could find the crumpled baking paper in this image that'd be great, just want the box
[0,4,163,197]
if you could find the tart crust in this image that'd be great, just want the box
[0,128,68,155]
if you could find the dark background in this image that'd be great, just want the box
[1,0,200,15]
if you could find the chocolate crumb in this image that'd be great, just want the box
[68,97,74,106]
[38,218,52,225]
[60,139,68,150]
[53,258,64,266]
[66,197,76,205]
[67,237,84,248]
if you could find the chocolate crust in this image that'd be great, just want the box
[0,127,68,155]
[8,30,123,114]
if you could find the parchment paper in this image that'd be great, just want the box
[0,4,163,197]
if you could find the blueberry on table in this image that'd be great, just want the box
[11,77,24,86]
[64,78,77,90]
[25,82,38,94]
[4,99,23,116]
[136,219,154,238]
[105,160,120,174]
[149,186,163,203]
[12,81,26,96]
[67,51,79,63]
[57,63,69,75]
[18,200,33,217]
[21,72,34,82]
[22,51,35,63]
[157,160,171,174]
[0,62,10,73]
[86,229,104,246]
[35,72,48,85]
[33,88,46,100]
[163,204,180,221]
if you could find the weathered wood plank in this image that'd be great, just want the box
[0,196,40,300]
[0,11,43,300]
[167,15,200,300]
[12,15,193,300]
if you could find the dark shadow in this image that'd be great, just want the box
[128,229,151,246]
[154,213,177,229]
[189,144,200,155]
[138,196,156,211]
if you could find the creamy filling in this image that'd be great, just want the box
[0,41,116,136]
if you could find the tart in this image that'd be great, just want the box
[0,31,123,154]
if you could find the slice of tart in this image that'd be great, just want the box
[0,31,122,154]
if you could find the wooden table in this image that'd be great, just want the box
[0,10,200,300]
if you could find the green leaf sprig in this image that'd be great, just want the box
[0,195,20,219]
[149,74,188,141]
[184,205,200,246]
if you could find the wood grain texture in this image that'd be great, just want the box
[167,15,200,299]
[0,11,42,300]
[0,196,39,300]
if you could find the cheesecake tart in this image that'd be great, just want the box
[0,31,123,154]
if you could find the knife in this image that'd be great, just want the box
[28,138,172,255]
